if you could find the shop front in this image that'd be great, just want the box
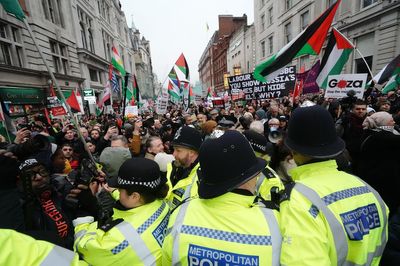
[0,87,46,118]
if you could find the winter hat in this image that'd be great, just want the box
[362,111,393,129]
[255,109,266,120]
[198,130,266,199]
[154,152,175,172]
[19,158,41,172]
[285,105,345,158]
[367,107,376,114]
[108,158,166,191]
[100,147,132,177]
[172,126,202,151]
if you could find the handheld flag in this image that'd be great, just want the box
[111,46,126,76]
[0,0,25,20]
[372,54,400,93]
[175,53,190,81]
[168,68,181,99]
[254,0,341,82]
[316,28,355,89]
[65,90,82,113]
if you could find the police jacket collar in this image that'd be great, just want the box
[202,191,256,208]
[289,160,338,181]
[113,199,163,218]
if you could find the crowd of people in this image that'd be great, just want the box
[0,86,399,265]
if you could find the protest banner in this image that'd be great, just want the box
[325,74,367,99]
[228,66,296,100]
[125,105,138,116]
[212,98,225,109]
[296,61,320,94]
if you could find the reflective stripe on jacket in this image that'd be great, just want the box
[280,160,389,266]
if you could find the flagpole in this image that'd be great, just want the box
[355,48,374,80]
[22,19,96,165]
[121,73,130,124]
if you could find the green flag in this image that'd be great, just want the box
[0,0,25,20]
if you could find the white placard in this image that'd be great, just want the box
[125,105,138,116]
[325,74,367,99]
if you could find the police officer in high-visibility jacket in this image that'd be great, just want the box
[0,229,86,266]
[166,126,202,209]
[280,105,388,265]
[243,129,284,201]
[73,158,170,266]
[162,130,281,266]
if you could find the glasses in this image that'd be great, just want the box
[25,168,49,180]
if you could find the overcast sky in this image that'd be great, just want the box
[120,0,254,86]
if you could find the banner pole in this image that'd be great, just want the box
[23,19,96,165]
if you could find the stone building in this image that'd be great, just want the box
[254,0,400,76]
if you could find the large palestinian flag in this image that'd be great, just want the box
[175,53,190,81]
[316,28,354,89]
[254,0,341,82]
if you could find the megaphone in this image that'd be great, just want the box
[268,127,283,144]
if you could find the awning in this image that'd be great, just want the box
[0,87,46,104]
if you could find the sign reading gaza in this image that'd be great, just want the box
[228,66,296,100]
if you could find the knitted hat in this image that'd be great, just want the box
[362,111,393,129]
[100,147,132,177]
[255,109,266,120]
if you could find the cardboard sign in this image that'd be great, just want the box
[212,98,225,109]
[228,66,296,100]
[125,106,138,116]
[325,74,367,99]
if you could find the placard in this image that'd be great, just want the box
[325,74,367,99]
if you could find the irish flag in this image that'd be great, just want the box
[254,0,341,82]
[112,46,126,76]
[316,28,354,89]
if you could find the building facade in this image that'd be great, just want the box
[198,33,216,97]
[198,14,248,94]
[130,25,155,99]
[254,0,400,77]
[226,24,256,77]
[0,0,155,117]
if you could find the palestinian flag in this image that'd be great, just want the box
[111,46,126,76]
[316,28,354,89]
[130,74,141,106]
[168,68,181,99]
[0,0,25,21]
[64,90,82,113]
[382,74,400,94]
[372,54,400,89]
[254,0,341,82]
[175,53,190,81]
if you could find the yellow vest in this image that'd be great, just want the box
[280,160,388,265]
[166,162,199,210]
[256,165,285,201]
[0,229,85,266]
[74,199,170,266]
[162,192,281,266]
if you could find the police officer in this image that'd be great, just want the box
[166,126,202,209]
[0,229,85,266]
[280,105,388,265]
[243,129,284,201]
[73,158,170,265]
[162,130,281,266]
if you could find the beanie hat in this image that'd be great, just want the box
[172,126,202,151]
[19,158,41,172]
[100,147,132,177]
[154,152,175,172]
[362,111,393,129]
[255,109,266,120]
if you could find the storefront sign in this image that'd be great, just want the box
[0,87,45,104]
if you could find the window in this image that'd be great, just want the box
[301,10,309,30]
[89,68,101,82]
[42,0,64,26]
[261,14,265,31]
[268,7,273,25]
[268,36,273,54]
[98,0,110,22]
[355,33,374,73]
[49,40,69,75]
[361,0,378,8]
[78,8,94,52]
[286,0,292,10]
[284,22,292,43]
[102,30,112,60]
[0,23,24,67]
[261,40,266,58]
